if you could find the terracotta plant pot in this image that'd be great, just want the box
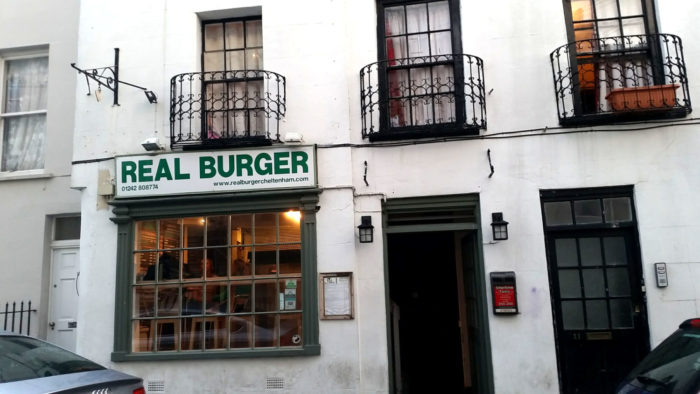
[605,84,679,111]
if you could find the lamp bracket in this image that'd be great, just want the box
[70,48,157,105]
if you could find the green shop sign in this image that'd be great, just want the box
[115,146,316,198]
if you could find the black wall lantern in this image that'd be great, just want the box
[491,212,509,241]
[358,216,374,243]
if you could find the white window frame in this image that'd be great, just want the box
[0,47,49,178]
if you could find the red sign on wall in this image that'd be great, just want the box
[490,272,518,314]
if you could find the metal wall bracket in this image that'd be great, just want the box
[71,48,157,106]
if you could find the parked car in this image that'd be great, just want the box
[0,332,144,394]
[616,318,700,394]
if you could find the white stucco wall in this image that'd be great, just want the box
[0,0,80,338]
[70,1,700,393]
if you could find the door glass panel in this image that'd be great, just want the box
[582,268,605,298]
[544,202,573,226]
[585,300,609,329]
[559,270,582,298]
[579,238,602,266]
[610,299,634,328]
[604,237,627,266]
[561,301,585,330]
[604,197,632,223]
[555,238,578,267]
[606,267,631,296]
[574,199,602,224]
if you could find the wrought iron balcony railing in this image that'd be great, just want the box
[360,54,486,140]
[550,33,691,126]
[170,70,285,149]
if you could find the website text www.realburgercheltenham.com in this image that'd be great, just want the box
[213,176,310,187]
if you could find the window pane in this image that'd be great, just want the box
[622,17,645,36]
[570,0,593,21]
[410,67,432,95]
[406,4,428,33]
[182,284,203,315]
[207,247,227,277]
[205,316,227,349]
[206,216,228,246]
[610,299,634,328]
[224,21,244,49]
[159,219,181,249]
[582,268,605,298]
[203,52,224,72]
[430,31,452,56]
[255,246,278,276]
[159,251,180,281]
[135,220,156,250]
[254,314,277,347]
[255,280,277,312]
[279,245,301,275]
[245,48,263,70]
[407,33,430,57]
[574,199,602,224]
[620,0,643,16]
[597,19,621,38]
[387,37,408,61]
[226,50,245,71]
[133,287,155,317]
[585,300,609,329]
[604,197,633,223]
[230,283,252,313]
[135,252,157,283]
[183,249,204,279]
[132,320,153,352]
[279,212,301,243]
[204,23,224,51]
[232,245,252,277]
[433,65,454,92]
[231,214,253,245]
[205,282,227,314]
[55,217,81,241]
[559,270,582,298]
[411,96,432,126]
[388,69,409,98]
[230,315,252,348]
[428,1,450,30]
[561,300,585,330]
[603,237,627,266]
[555,238,578,267]
[157,285,179,317]
[434,94,455,123]
[156,320,178,351]
[5,57,48,112]
[255,213,276,244]
[385,6,406,36]
[594,0,619,19]
[280,313,302,347]
[544,202,573,226]
[183,217,204,247]
[579,238,602,266]
[280,279,302,311]
[389,98,409,127]
[607,267,631,296]
[246,20,262,47]
[183,317,202,350]
[2,114,46,171]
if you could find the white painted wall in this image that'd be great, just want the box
[0,0,80,338]
[71,1,700,393]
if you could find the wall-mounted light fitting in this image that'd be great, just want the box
[491,212,509,241]
[141,136,164,151]
[144,90,158,104]
[358,216,374,243]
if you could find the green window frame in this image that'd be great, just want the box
[110,189,320,361]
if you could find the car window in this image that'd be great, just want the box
[0,335,104,383]
[625,329,700,391]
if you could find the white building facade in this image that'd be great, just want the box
[66,0,700,393]
[0,0,81,347]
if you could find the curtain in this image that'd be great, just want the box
[2,57,48,171]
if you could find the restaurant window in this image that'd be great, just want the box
[378,0,465,130]
[201,17,265,139]
[0,53,48,171]
[130,212,305,353]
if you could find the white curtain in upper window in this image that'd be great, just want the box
[2,57,48,171]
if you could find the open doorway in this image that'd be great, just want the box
[387,231,487,393]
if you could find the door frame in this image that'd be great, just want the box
[381,194,493,393]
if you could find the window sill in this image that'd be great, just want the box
[368,124,481,142]
[559,107,691,127]
[0,170,52,182]
[111,344,320,362]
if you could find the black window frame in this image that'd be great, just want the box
[374,0,472,140]
[109,189,321,361]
